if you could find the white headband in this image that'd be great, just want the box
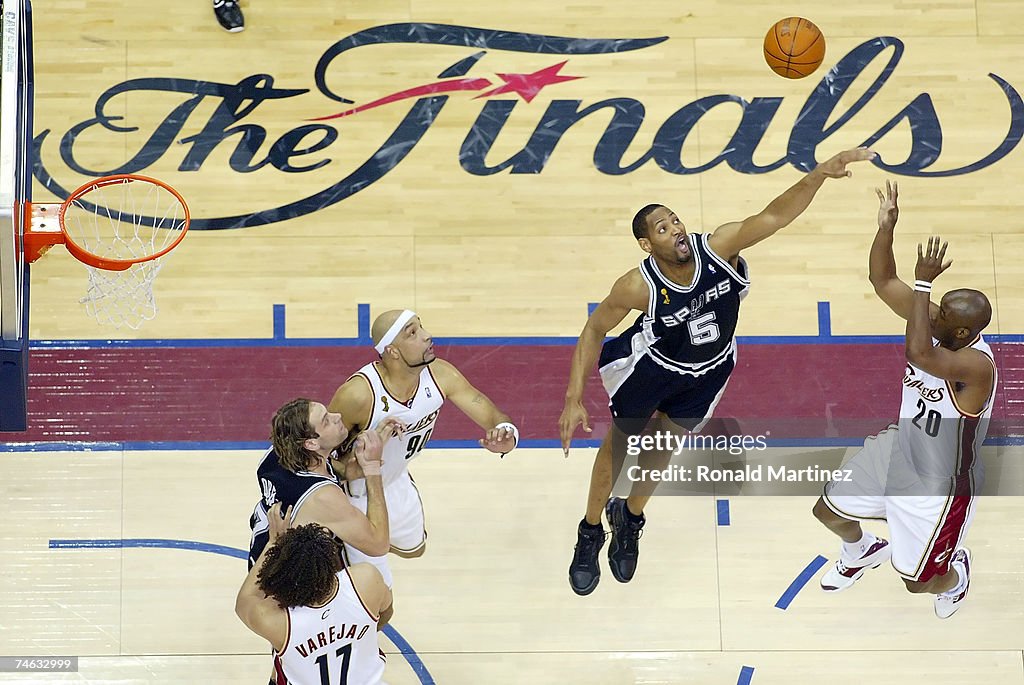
[374,310,417,355]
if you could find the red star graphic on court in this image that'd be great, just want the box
[476,61,583,102]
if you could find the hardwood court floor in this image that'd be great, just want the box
[20,0,1024,340]
[4,0,1024,683]
[0,448,1022,683]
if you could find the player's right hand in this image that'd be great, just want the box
[558,400,592,457]
[353,430,384,475]
[876,179,899,232]
[817,146,876,179]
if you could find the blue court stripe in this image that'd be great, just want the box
[716,499,730,526]
[775,555,829,610]
[50,538,248,559]
[27,331,1024,349]
[49,538,435,685]
[381,625,436,685]
[273,304,286,341]
[21,299,1024,348]
[817,301,831,338]
[357,303,372,343]
[737,665,756,685]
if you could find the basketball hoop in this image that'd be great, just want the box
[23,174,190,329]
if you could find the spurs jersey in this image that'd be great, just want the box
[248,448,341,568]
[897,335,997,484]
[352,361,444,487]
[618,233,750,376]
[273,569,385,685]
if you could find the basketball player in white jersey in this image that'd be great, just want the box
[328,309,519,584]
[813,181,996,618]
[237,503,392,685]
[559,147,877,595]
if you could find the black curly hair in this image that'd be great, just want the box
[256,523,344,608]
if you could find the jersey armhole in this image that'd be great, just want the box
[944,353,997,418]
[274,609,291,657]
[426,365,447,400]
[701,233,751,286]
[344,568,381,623]
[351,372,376,430]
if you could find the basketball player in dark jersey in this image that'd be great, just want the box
[560,147,877,595]
[248,398,395,572]
[248,398,401,685]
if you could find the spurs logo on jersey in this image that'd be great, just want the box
[897,335,998,482]
[659,280,732,327]
[353,361,445,485]
[274,569,385,685]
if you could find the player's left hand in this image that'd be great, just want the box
[816,146,877,179]
[480,426,516,455]
[267,502,293,543]
[915,235,953,282]
[375,417,407,444]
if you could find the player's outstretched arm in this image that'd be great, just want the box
[431,359,519,454]
[708,147,877,260]
[868,180,934,323]
[296,475,391,557]
[559,269,646,456]
[235,503,290,651]
[907,237,993,388]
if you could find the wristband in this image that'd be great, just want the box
[495,422,519,457]
[914,280,932,293]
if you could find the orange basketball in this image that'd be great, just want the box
[763,17,825,79]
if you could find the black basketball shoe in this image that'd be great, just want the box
[605,497,645,583]
[213,0,245,32]
[568,519,607,596]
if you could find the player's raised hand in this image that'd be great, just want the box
[816,147,877,179]
[915,236,953,282]
[480,425,516,455]
[267,502,293,543]
[353,430,384,477]
[559,399,592,457]
[875,179,899,232]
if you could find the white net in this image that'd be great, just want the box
[61,176,187,329]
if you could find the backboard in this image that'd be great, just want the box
[0,0,33,431]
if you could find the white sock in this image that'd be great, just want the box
[944,561,967,596]
[842,531,876,560]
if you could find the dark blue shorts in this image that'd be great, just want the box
[598,338,735,433]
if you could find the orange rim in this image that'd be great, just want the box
[58,174,190,271]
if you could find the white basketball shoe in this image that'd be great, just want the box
[934,548,972,619]
[820,537,892,592]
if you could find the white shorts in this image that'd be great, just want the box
[822,426,977,582]
[342,470,427,587]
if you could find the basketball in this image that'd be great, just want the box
[763,17,825,79]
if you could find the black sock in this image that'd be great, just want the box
[625,505,644,523]
[579,518,602,531]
